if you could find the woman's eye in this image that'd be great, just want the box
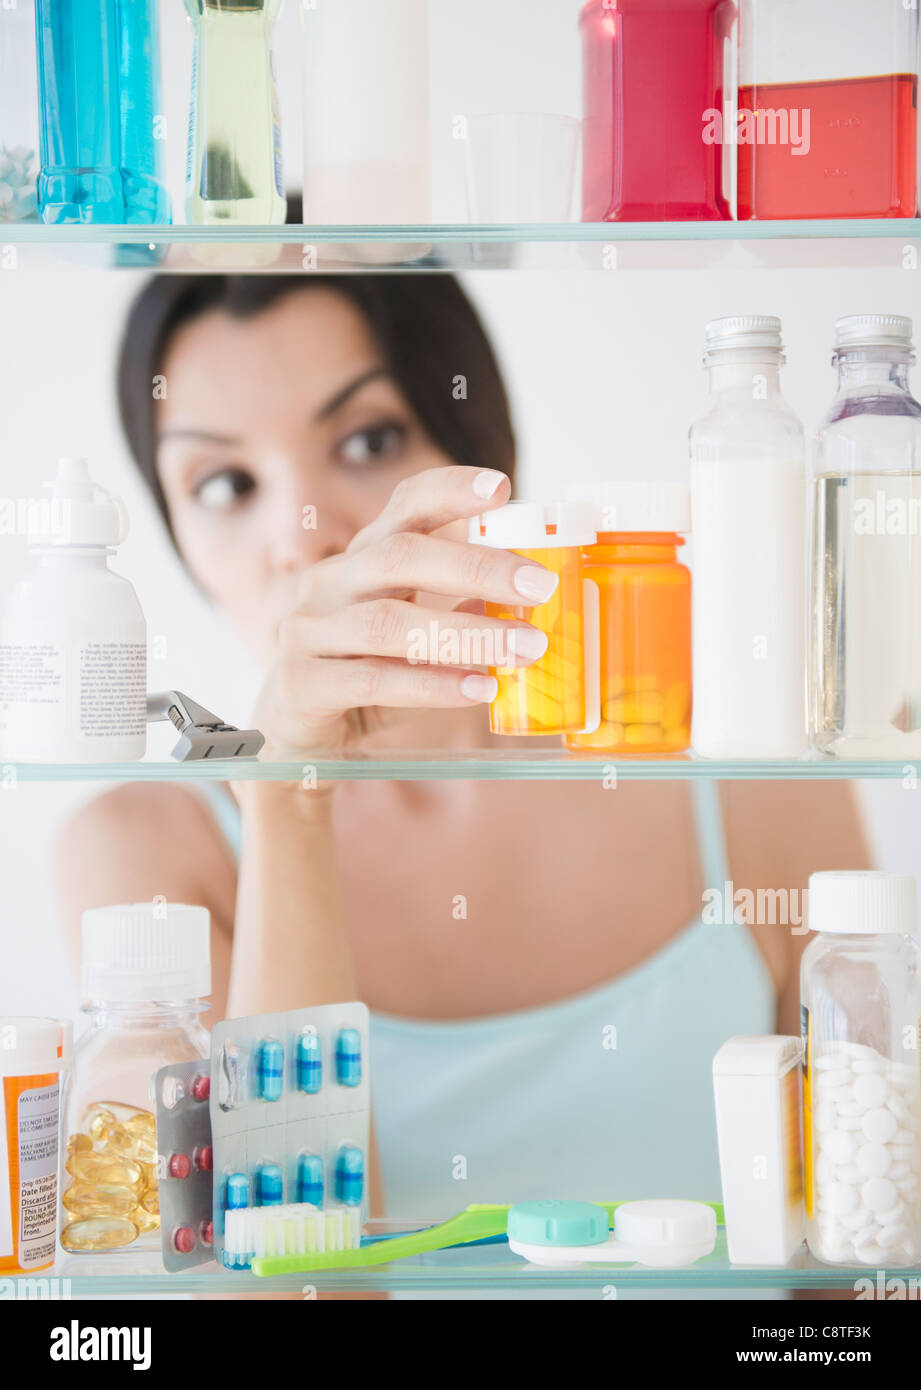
[337,422,407,466]
[193,468,256,511]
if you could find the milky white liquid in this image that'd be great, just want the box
[691,459,806,757]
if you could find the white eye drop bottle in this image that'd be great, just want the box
[0,458,147,763]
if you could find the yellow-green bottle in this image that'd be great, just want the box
[184,0,285,225]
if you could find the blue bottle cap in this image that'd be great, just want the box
[507,1200,609,1248]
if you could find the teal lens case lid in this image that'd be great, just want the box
[507,1199,610,1247]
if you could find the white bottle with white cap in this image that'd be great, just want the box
[689,316,806,758]
[0,457,147,762]
[802,872,921,1267]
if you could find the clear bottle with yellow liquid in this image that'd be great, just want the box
[184,0,285,226]
[61,905,210,1256]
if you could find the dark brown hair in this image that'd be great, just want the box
[116,274,516,541]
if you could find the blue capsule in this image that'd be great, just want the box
[335,1028,362,1088]
[256,1038,284,1102]
[296,1031,322,1094]
[255,1162,284,1206]
[296,1152,324,1207]
[223,1172,250,1211]
[334,1145,364,1207]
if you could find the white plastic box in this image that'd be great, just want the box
[712,1035,805,1265]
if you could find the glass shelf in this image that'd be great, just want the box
[15,1231,918,1294]
[4,751,920,781]
[2,219,918,273]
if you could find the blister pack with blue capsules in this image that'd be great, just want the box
[209,1003,370,1270]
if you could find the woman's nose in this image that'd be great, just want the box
[268,487,352,571]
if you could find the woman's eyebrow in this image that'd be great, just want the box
[157,427,242,445]
[314,366,391,422]
[156,367,392,444]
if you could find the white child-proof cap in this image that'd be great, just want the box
[834,314,914,352]
[468,500,596,549]
[807,871,917,936]
[565,480,690,534]
[0,1017,73,1076]
[29,457,130,548]
[82,903,212,1002]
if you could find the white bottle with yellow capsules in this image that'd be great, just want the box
[184,0,285,226]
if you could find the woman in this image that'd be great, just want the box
[56,275,869,1218]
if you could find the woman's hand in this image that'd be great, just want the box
[253,467,558,755]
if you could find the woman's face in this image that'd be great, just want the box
[155,288,454,661]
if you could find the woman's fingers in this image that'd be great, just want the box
[299,531,559,613]
[282,601,549,667]
[284,654,500,718]
[346,465,511,551]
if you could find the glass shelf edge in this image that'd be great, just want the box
[2,219,919,245]
[4,757,917,781]
[5,1263,912,1294]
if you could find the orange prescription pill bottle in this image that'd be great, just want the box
[471,501,600,737]
[0,1016,72,1274]
[565,482,691,754]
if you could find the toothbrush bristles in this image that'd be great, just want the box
[223,1204,362,1269]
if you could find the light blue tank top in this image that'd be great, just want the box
[200,780,775,1219]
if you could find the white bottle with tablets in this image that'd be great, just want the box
[689,316,807,758]
[0,458,147,762]
[713,1035,806,1265]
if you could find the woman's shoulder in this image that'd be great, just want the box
[55,782,238,934]
[58,781,224,850]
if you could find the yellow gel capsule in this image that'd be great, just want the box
[60,1217,138,1252]
[66,1150,142,1189]
[126,1111,156,1138]
[140,1187,160,1216]
[84,1100,140,1128]
[66,1133,93,1157]
[87,1108,120,1144]
[138,1161,158,1194]
[102,1127,140,1160]
[62,1183,140,1218]
[132,1206,161,1234]
[127,1134,157,1165]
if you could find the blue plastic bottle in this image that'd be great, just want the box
[35,0,170,224]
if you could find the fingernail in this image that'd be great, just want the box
[472,470,506,500]
[460,674,498,704]
[514,565,559,602]
[506,627,549,662]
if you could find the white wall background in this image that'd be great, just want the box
[1,1,920,1022]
